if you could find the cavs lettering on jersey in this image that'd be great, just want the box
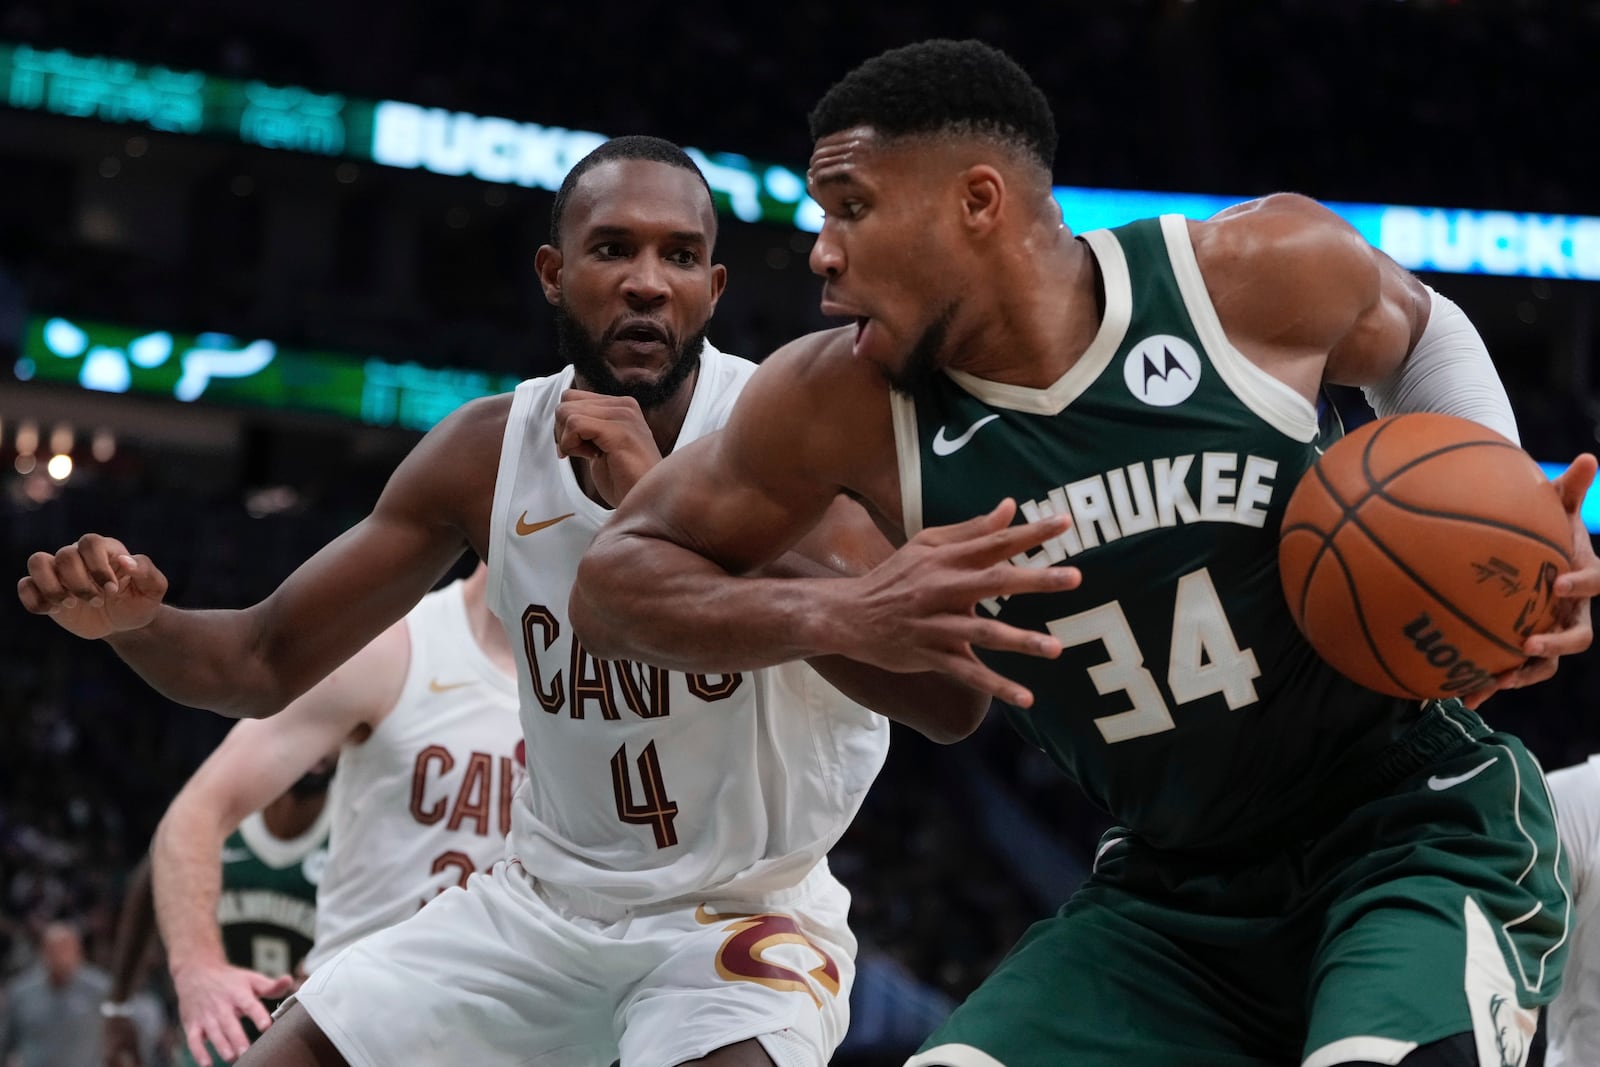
[218,808,328,979]
[305,580,522,972]
[487,343,889,906]
[892,215,1426,853]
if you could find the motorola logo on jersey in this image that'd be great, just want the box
[1123,334,1201,407]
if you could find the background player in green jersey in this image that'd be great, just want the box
[571,40,1600,1067]
[103,760,332,1067]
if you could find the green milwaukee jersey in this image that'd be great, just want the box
[891,214,1428,852]
[216,807,328,979]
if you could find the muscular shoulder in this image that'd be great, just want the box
[737,328,890,449]
[721,327,900,511]
[378,392,513,548]
[1190,193,1381,352]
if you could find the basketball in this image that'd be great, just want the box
[1279,413,1571,699]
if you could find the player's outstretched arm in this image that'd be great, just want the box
[152,619,405,1066]
[17,396,504,718]
[571,331,1078,716]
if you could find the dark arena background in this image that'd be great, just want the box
[2,2,1599,1064]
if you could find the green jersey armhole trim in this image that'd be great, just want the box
[889,389,924,537]
[943,226,1133,416]
[1158,213,1319,443]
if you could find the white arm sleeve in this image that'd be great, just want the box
[1359,286,1519,445]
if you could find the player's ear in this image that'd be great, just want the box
[959,164,1005,237]
[707,263,728,313]
[535,245,564,306]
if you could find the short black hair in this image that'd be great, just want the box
[808,39,1057,173]
[549,135,716,246]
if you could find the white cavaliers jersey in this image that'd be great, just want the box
[486,343,890,907]
[1546,754,1600,1066]
[305,580,523,972]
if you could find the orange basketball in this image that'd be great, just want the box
[1279,413,1571,699]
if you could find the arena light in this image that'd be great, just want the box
[2,39,1594,275]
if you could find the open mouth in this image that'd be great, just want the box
[611,320,671,347]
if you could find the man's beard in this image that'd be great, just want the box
[555,306,707,410]
[880,302,956,394]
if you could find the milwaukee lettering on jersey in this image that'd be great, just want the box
[520,602,743,720]
[410,746,521,837]
[982,452,1278,612]
[216,891,318,940]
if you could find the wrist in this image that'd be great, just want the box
[794,578,851,659]
[168,947,225,978]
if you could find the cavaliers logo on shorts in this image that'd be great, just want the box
[695,905,841,1007]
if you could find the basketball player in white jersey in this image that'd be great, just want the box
[1542,755,1600,1066]
[148,563,519,1065]
[18,136,1057,1066]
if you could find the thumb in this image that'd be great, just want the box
[1555,453,1598,513]
[250,972,295,999]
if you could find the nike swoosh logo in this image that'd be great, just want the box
[428,679,474,693]
[516,512,574,536]
[1427,757,1498,791]
[694,904,758,926]
[931,414,999,457]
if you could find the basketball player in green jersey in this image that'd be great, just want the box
[571,40,1600,1067]
[103,761,333,1067]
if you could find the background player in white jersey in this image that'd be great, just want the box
[1542,755,1600,1065]
[103,760,334,1067]
[146,563,519,1066]
[17,136,1055,1067]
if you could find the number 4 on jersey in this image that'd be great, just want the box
[612,741,679,848]
[1049,567,1260,744]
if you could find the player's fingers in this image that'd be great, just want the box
[240,992,276,1034]
[916,499,1018,547]
[1553,453,1598,513]
[75,533,128,592]
[252,972,295,999]
[960,562,1081,603]
[961,617,1062,660]
[118,554,169,601]
[1503,656,1559,691]
[1526,620,1592,660]
[184,1023,214,1067]
[29,550,101,601]
[957,514,1074,567]
[17,576,55,614]
[936,650,1036,709]
[212,1010,252,1062]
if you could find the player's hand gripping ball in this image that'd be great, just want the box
[1278,413,1569,699]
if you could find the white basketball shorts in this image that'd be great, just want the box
[289,857,857,1067]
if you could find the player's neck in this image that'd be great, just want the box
[261,790,326,840]
[949,224,1102,388]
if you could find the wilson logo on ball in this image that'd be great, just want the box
[1400,613,1495,693]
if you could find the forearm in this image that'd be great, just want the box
[107,605,281,718]
[108,856,158,1001]
[151,811,228,973]
[572,530,851,672]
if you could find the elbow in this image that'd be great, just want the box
[922,707,986,745]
